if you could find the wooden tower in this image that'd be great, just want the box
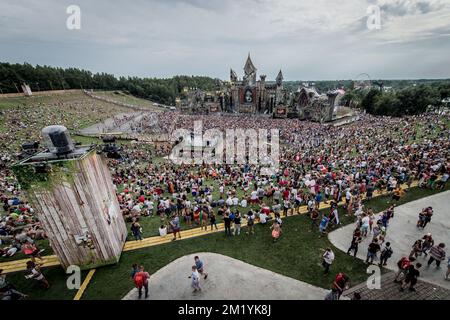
[13,126,127,270]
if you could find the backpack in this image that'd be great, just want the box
[382,247,393,258]
[398,257,410,269]
[134,272,145,288]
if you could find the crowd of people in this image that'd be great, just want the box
[0,96,449,300]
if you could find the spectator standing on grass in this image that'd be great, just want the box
[233,212,241,236]
[310,209,319,230]
[428,243,446,268]
[130,220,143,241]
[322,248,335,274]
[170,214,181,241]
[319,215,329,237]
[223,211,232,237]
[271,221,281,243]
[209,211,218,231]
[130,264,139,279]
[246,210,255,235]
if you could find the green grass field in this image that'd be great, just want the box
[93,90,164,111]
[4,185,447,300]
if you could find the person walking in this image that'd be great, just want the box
[347,229,362,257]
[365,241,381,265]
[322,248,335,274]
[379,242,393,267]
[400,263,422,292]
[194,256,208,280]
[394,256,416,283]
[130,220,143,241]
[409,239,423,259]
[189,265,201,293]
[325,272,349,300]
[427,243,446,268]
[133,265,150,299]
[421,233,434,257]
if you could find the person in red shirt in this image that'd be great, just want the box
[133,266,150,299]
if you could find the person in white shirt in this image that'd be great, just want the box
[250,190,258,204]
[361,214,370,237]
[240,199,248,208]
[322,248,335,274]
[259,212,268,224]
[159,225,167,237]
[232,196,239,206]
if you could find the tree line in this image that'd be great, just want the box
[342,82,450,116]
[0,62,219,105]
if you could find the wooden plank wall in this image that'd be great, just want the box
[30,152,127,270]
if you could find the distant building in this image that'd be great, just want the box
[181,54,344,122]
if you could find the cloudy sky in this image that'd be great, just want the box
[1,0,450,80]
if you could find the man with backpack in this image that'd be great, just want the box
[133,265,150,299]
[394,256,415,283]
[400,263,422,292]
[379,242,393,267]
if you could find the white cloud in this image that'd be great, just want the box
[0,0,449,79]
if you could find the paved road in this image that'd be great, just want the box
[329,190,450,290]
[80,111,158,135]
[123,253,328,300]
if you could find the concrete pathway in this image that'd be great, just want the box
[122,253,328,300]
[329,190,450,290]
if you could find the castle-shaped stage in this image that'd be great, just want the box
[180,54,347,123]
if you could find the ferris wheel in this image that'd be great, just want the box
[353,73,372,90]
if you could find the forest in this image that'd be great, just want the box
[0,62,219,105]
